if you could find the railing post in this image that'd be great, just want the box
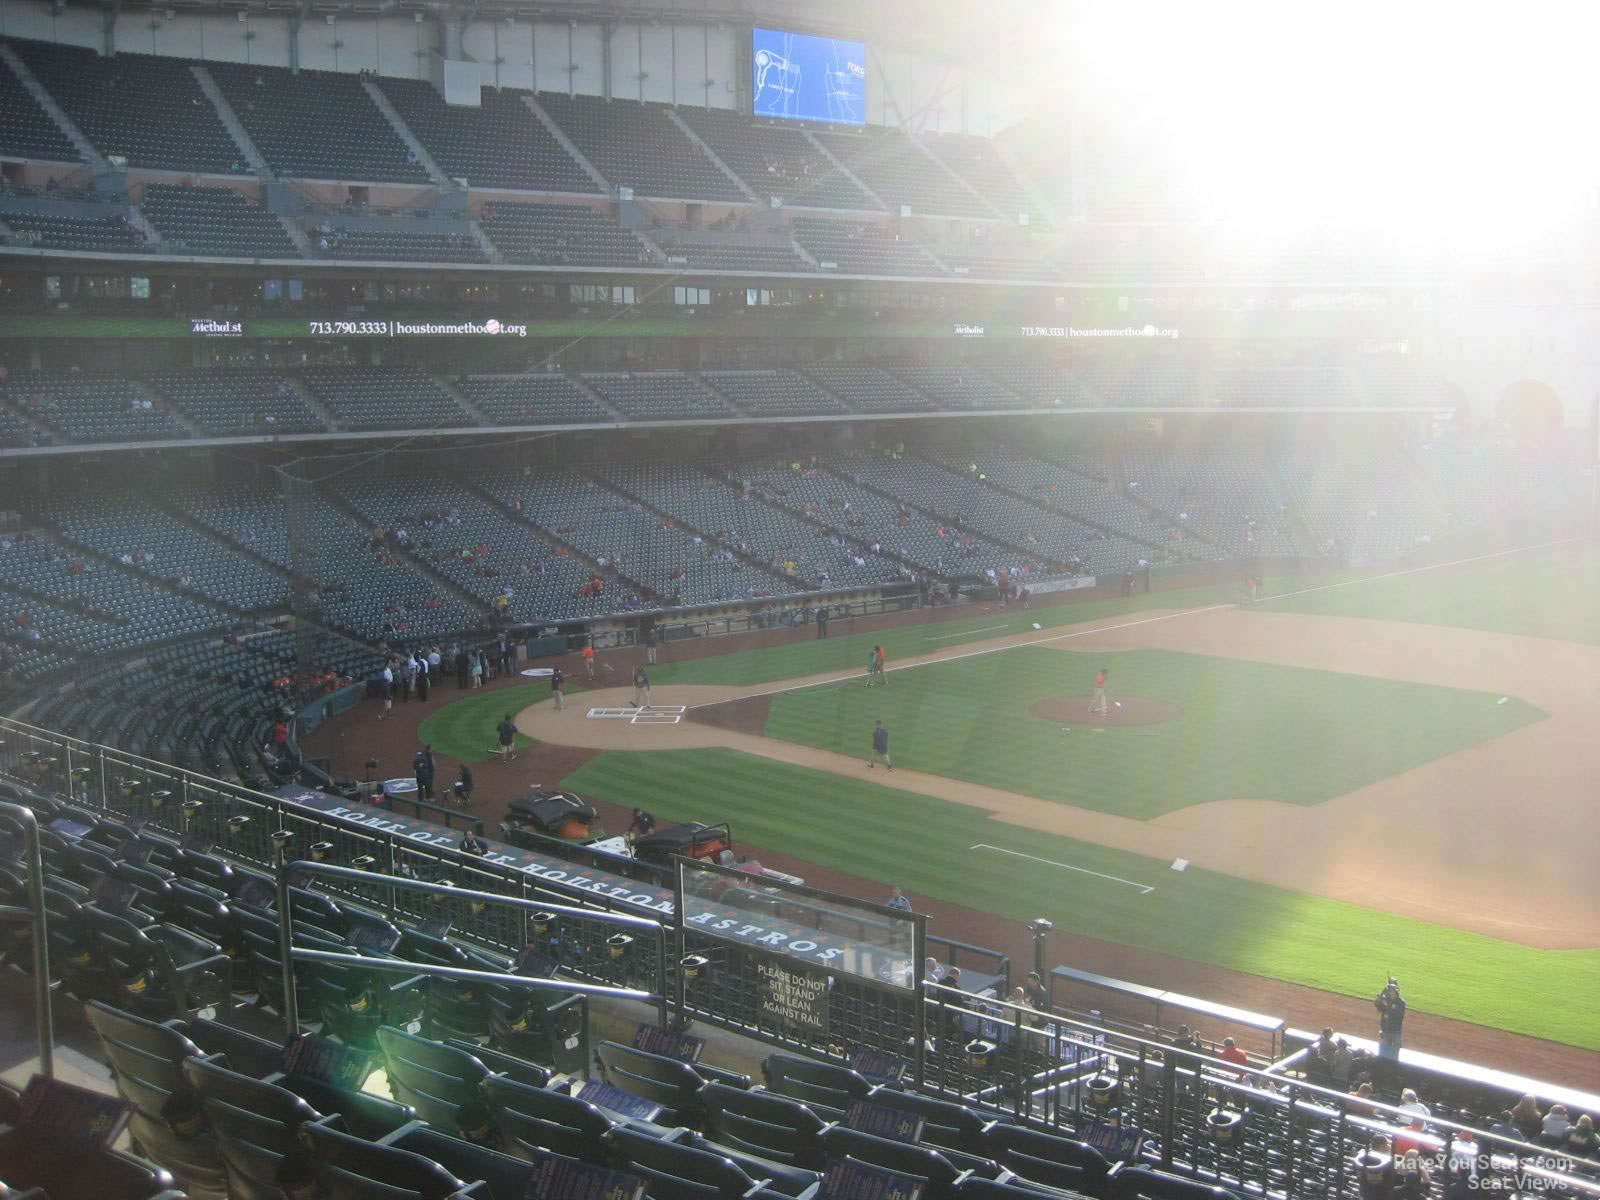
[1285,1085,1299,1197]
[1160,1054,1177,1169]
[1011,1006,1024,1120]
[8,804,55,1079]
[272,828,299,1039]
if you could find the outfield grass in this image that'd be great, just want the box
[417,683,550,761]
[759,646,1543,818]
[562,747,1600,1050]
[643,583,1240,689]
[1264,543,1600,644]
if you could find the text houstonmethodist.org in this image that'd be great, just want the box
[392,320,529,338]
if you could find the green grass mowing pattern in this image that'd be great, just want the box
[759,647,1544,818]
[417,683,562,762]
[642,583,1239,689]
[1264,543,1600,644]
[561,747,1600,1050]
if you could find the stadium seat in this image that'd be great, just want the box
[141,185,300,259]
[761,1055,871,1119]
[0,51,81,163]
[675,107,877,211]
[817,1126,976,1200]
[700,1082,827,1169]
[82,1001,229,1196]
[983,1125,1111,1194]
[595,1041,730,1126]
[606,1126,821,1200]
[206,62,428,184]
[375,1026,494,1130]
[7,39,244,173]
[481,1075,618,1163]
[296,1116,472,1200]
[536,93,745,203]
[376,78,598,193]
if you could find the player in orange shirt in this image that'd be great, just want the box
[1091,668,1109,716]
[582,642,596,678]
[875,644,887,685]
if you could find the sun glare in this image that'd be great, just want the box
[1068,0,1599,246]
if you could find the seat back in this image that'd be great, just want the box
[607,1126,756,1200]
[299,1117,468,1200]
[763,1054,868,1116]
[83,1001,226,1193]
[184,1057,321,1200]
[481,1075,615,1162]
[819,1127,963,1200]
[596,1041,705,1117]
[444,1038,551,1089]
[1109,1166,1241,1200]
[701,1082,824,1168]
[375,1026,488,1129]
[863,1089,988,1156]
[983,1124,1110,1192]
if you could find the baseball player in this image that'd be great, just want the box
[869,720,892,769]
[633,666,651,708]
[1091,667,1109,716]
[865,646,880,687]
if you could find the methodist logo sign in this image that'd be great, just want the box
[190,317,243,336]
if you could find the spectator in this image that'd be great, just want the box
[885,886,912,911]
[413,745,435,802]
[1486,1110,1520,1142]
[1510,1095,1543,1141]
[1375,977,1406,1060]
[1330,1037,1355,1085]
[1355,1136,1395,1200]
[923,958,944,984]
[1541,1104,1572,1146]
[459,829,486,856]
[1397,1089,1430,1121]
[1394,1149,1430,1200]
[1348,1081,1378,1117]
[1565,1114,1598,1156]
[1219,1037,1249,1077]
[1023,971,1049,1012]
[941,966,963,992]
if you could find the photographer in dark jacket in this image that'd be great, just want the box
[1375,977,1407,1060]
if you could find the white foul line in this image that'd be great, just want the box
[970,844,1154,893]
[924,624,1009,641]
[686,534,1590,711]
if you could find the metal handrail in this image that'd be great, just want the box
[920,983,1600,1194]
[273,855,672,1036]
[0,800,52,1077]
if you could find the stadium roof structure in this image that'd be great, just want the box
[45,0,1066,71]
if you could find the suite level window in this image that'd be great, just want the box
[674,287,710,306]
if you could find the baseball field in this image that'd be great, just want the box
[404,540,1600,1059]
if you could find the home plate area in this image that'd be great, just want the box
[586,705,686,725]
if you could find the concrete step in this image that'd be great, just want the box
[191,65,274,180]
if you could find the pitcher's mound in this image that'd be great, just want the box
[1029,696,1183,726]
